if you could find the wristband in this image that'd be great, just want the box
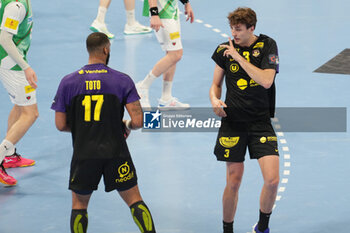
[180,0,189,4]
[150,7,159,16]
[125,120,132,130]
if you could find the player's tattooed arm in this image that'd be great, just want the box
[125,100,143,130]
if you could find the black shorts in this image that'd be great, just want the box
[69,145,138,192]
[214,119,279,162]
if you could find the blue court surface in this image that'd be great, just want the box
[1,0,350,232]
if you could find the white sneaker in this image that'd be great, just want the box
[90,20,115,39]
[124,21,152,35]
[158,97,190,110]
[135,82,151,109]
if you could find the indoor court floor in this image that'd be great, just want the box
[0,0,349,232]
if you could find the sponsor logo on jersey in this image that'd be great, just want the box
[252,49,260,57]
[144,110,162,129]
[230,63,239,73]
[249,79,259,87]
[260,136,277,144]
[253,42,264,49]
[116,162,134,183]
[219,137,239,148]
[26,96,31,100]
[237,78,248,90]
[79,69,108,74]
[24,85,35,94]
[269,54,279,65]
[169,31,180,40]
[172,42,176,46]
[217,46,225,53]
[4,18,19,30]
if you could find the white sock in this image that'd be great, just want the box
[161,81,173,101]
[126,9,136,25]
[0,139,14,163]
[96,6,107,23]
[141,71,157,89]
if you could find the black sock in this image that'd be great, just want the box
[130,201,156,233]
[71,209,88,233]
[223,220,233,233]
[258,210,271,232]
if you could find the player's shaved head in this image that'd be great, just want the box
[86,32,110,55]
[228,7,257,29]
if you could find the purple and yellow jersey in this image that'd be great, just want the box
[51,63,139,160]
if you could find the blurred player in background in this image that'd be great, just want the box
[90,0,152,39]
[0,0,38,186]
[136,0,194,109]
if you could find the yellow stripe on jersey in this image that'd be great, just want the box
[4,18,19,30]
[169,31,180,40]
[24,85,35,94]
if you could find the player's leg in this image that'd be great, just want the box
[71,191,92,233]
[222,162,244,233]
[2,104,38,168]
[90,0,115,39]
[123,0,152,35]
[254,155,279,233]
[119,185,156,233]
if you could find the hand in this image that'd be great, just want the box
[123,120,131,139]
[220,37,241,61]
[24,67,38,89]
[211,97,227,117]
[184,3,194,23]
[150,15,163,32]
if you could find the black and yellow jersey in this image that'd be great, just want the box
[212,34,279,122]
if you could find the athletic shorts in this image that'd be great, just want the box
[69,145,138,192]
[0,67,37,106]
[155,18,182,51]
[214,119,279,162]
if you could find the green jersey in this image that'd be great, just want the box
[143,0,179,20]
[0,0,33,71]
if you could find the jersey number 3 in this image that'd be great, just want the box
[82,95,104,122]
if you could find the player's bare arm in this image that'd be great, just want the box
[184,3,194,23]
[125,100,143,130]
[210,64,227,117]
[55,112,71,132]
[220,37,275,89]
[148,0,163,31]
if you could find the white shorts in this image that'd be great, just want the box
[155,18,182,51]
[0,68,37,106]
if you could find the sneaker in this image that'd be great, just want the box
[252,224,270,233]
[0,164,17,186]
[3,151,35,168]
[124,21,152,35]
[90,20,115,39]
[158,97,190,110]
[135,82,151,109]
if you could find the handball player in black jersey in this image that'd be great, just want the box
[209,7,280,233]
[51,32,156,233]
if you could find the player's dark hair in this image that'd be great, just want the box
[228,7,257,29]
[86,32,110,54]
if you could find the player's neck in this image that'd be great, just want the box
[88,57,107,65]
[241,35,258,47]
